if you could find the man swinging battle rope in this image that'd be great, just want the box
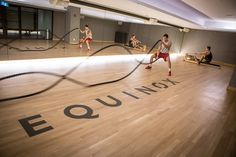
[145,34,172,76]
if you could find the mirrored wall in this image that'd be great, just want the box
[0,3,185,61]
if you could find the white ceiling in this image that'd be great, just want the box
[183,0,236,20]
[80,0,236,32]
[75,0,200,29]
[5,0,236,32]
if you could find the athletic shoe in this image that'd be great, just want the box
[168,71,171,76]
[145,65,152,69]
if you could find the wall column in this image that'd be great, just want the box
[65,6,80,44]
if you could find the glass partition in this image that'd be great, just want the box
[6,5,19,38]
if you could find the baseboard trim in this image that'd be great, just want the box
[211,61,235,68]
[183,57,235,69]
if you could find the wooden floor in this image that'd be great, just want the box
[0,45,236,157]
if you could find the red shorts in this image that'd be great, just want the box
[85,38,92,42]
[155,52,169,62]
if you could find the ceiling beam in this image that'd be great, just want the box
[70,0,184,29]
[70,0,149,20]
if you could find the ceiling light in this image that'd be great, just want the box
[49,0,69,7]
[183,28,190,32]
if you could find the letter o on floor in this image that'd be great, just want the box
[64,104,99,119]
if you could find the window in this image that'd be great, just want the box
[6,5,19,38]
[38,9,52,39]
[0,4,53,39]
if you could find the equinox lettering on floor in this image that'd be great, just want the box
[18,78,180,137]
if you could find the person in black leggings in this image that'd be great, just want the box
[197,46,213,64]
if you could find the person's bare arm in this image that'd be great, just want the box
[80,29,85,33]
[156,45,161,52]
[161,40,172,49]
[136,39,141,43]
[198,51,207,55]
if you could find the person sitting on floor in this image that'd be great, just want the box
[184,46,213,65]
[196,46,213,64]
[129,35,146,51]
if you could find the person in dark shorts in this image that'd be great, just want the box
[129,35,141,48]
[128,35,146,51]
[129,35,136,48]
[197,46,213,64]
